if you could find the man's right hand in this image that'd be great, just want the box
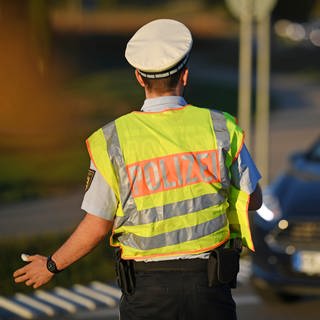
[13,254,54,289]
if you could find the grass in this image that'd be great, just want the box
[1,232,115,296]
[0,147,88,203]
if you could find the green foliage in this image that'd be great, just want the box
[1,232,116,296]
[69,69,143,106]
[70,69,240,117]
[186,79,239,116]
[0,147,88,203]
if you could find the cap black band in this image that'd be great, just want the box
[138,54,189,79]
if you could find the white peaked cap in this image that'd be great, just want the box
[125,19,193,78]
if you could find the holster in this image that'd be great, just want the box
[114,249,135,295]
[208,238,242,288]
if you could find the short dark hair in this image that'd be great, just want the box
[141,68,185,94]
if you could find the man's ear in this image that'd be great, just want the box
[181,68,189,87]
[135,69,145,87]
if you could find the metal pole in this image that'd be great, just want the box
[255,14,271,187]
[238,0,253,151]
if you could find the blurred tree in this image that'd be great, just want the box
[65,0,81,10]
[272,0,316,22]
[0,0,83,203]
[0,0,28,19]
[115,0,169,8]
[97,0,118,9]
[0,0,52,75]
[313,0,320,16]
[28,0,51,75]
[203,0,226,8]
[0,0,72,151]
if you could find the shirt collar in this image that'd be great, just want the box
[141,96,188,112]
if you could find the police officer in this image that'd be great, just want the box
[14,19,262,320]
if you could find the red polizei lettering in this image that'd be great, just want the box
[126,150,221,198]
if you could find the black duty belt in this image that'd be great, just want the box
[133,258,208,272]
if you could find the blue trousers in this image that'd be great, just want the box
[119,270,237,320]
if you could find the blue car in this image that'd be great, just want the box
[250,138,320,301]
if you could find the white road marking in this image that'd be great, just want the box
[73,284,117,307]
[35,290,77,313]
[14,293,55,316]
[90,281,122,299]
[0,296,34,319]
[54,287,97,310]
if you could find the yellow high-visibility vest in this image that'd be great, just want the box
[86,105,254,260]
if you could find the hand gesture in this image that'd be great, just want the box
[13,254,54,289]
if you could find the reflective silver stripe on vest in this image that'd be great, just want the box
[118,213,228,250]
[102,122,138,228]
[209,110,231,189]
[116,192,226,227]
[101,113,230,246]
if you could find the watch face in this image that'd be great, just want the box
[47,257,58,273]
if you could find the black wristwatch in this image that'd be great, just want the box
[46,256,62,274]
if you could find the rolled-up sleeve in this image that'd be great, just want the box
[81,161,118,221]
[230,144,261,194]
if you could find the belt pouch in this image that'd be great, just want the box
[208,248,240,288]
[115,250,135,295]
